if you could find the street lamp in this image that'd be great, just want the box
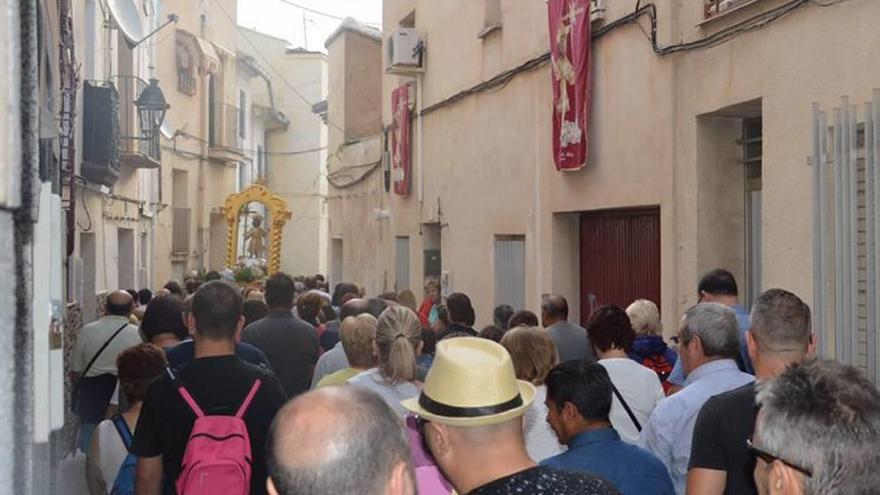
[136,78,169,139]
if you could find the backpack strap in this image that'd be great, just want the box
[235,379,262,419]
[167,365,206,418]
[111,415,133,449]
[610,381,642,432]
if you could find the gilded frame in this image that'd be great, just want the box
[222,184,292,275]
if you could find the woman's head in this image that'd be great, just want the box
[340,314,378,369]
[140,295,188,343]
[297,291,326,324]
[500,326,558,385]
[117,343,167,405]
[397,289,418,311]
[375,305,423,384]
[626,299,662,337]
[587,304,637,353]
[424,277,440,303]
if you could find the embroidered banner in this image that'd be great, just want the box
[548,0,591,171]
[392,84,412,196]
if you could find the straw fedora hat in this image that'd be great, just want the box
[401,337,535,427]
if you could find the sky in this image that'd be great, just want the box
[238,0,382,52]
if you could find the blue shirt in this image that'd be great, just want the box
[668,304,753,386]
[638,359,754,495]
[542,428,674,495]
[165,339,272,371]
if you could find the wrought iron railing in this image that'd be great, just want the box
[705,0,751,18]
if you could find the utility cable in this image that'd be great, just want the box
[270,0,382,27]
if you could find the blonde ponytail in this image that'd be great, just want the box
[376,305,422,384]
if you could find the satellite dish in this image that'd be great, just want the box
[107,0,145,45]
[160,117,176,140]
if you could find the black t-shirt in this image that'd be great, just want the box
[242,311,320,397]
[130,355,288,495]
[468,466,621,495]
[689,382,758,495]
[438,323,478,340]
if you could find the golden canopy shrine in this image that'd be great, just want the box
[222,184,292,275]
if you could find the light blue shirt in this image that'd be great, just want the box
[668,304,753,386]
[638,359,754,495]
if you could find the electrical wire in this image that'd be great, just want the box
[269,0,382,26]
[422,0,816,117]
[212,0,354,142]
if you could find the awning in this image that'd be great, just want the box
[107,0,145,45]
[176,29,221,75]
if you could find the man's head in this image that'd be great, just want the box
[106,290,134,317]
[697,268,739,303]
[331,282,359,307]
[204,270,221,282]
[677,303,740,374]
[188,281,244,342]
[265,272,296,310]
[541,294,569,327]
[367,297,389,319]
[267,386,415,495]
[493,304,515,330]
[446,293,475,327]
[748,289,813,367]
[163,280,184,298]
[544,360,613,444]
[752,359,880,495]
[340,314,378,369]
[339,298,371,320]
[507,310,539,329]
[401,338,535,494]
[137,288,153,306]
[585,304,636,354]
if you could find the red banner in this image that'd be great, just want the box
[392,84,412,196]
[548,0,591,171]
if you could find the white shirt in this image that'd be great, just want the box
[71,316,141,376]
[524,385,565,462]
[93,419,130,491]
[599,357,665,443]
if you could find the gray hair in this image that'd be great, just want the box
[680,303,739,358]
[755,359,880,494]
[750,289,812,353]
[268,386,414,495]
[626,299,662,336]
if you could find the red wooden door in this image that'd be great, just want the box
[580,208,661,326]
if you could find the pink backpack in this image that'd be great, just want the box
[175,379,262,495]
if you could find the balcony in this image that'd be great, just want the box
[172,207,191,254]
[704,0,761,19]
[208,103,246,163]
[113,75,161,169]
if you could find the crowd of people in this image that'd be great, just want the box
[65,268,880,495]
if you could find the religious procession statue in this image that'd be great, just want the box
[243,213,267,259]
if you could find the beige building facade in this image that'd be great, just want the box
[239,28,330,278]
[327,0,880,378]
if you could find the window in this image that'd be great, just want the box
[479,0,502,38]
[494,235,526,311]
[396,237,411,292]
[239,90,247,139]
[705,0,757,18]
[743,118,762,306]
[331,239,344,287]
[175,37,197,95]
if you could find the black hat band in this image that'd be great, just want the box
[418,391,524,418]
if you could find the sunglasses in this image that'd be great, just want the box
[746,438,813,477]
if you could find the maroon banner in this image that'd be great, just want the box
[548,0,591,171]
[392,84,412,196]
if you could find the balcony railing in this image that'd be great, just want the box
[112,75,161,167]
[172,207,191,254]
[209,103,242,151]
[705,0,754,18]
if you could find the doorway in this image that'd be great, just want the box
[579,208,661,325]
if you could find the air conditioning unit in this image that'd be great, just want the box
[386,28,424,74]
